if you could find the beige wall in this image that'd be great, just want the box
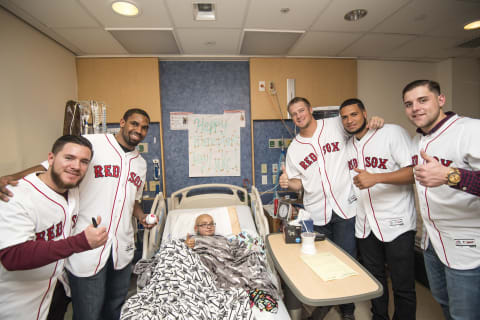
[76,58,162,122]
[0,8,77,174]
[357,60,438,135]
[451,58,480,119]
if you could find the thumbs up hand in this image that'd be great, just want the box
[279,164,289,189]
[414,151,450,187]
[353,167,377,189]
[185,233,195,249]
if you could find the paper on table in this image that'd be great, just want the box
[301,252,358,281]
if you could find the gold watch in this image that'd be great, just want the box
[447,167,461,186]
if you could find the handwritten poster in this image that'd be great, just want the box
[188,114,240,177]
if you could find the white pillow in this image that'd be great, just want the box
[163,206,233,242]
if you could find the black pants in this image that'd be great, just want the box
[358,231,416,320]
[47,280,71,320]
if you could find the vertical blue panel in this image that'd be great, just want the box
[252,120,297,204]
[160,61,252,196]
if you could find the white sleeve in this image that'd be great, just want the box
[388,125,414,168]
[461,118,480,170]
[285,148,301,180]
[0,195,36,250]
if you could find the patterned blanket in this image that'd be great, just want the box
[121,235,278,320]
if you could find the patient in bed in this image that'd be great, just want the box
[185,214,215,248]
[121,213,279,319]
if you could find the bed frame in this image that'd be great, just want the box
[142,184,270,259]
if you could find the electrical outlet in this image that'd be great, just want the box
[272,175,277,184]
[259,81,265,92]
[149,181,159,192]
[261,163,267,173]
[262,175,268,185]
[272,163,278,173]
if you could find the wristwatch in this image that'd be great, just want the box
[447,167,461,186]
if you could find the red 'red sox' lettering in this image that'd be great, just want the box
[35,222,63,241]
[412,155,453,167]
[128,172,143,190]
[94,165,120,178]
[348,159,358,170]
[299,153,318,170]
[364,157,388,170]
[322,142,340,154]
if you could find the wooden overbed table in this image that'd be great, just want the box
[266,233,383,313]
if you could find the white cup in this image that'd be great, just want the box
[301,232,316,255]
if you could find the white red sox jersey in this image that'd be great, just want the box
[286,118,357,226]
[0,173,79,320]
[346,124,416,242]
[411,114,480,270]
[64,134,146,277]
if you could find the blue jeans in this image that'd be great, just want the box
[314,213,356,316]
[68,253,132,320]
[423,243,480,320]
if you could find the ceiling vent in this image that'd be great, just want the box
[457,36,480,48]
[193,3,216,21]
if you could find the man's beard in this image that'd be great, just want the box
[346,117,367,135]
[50,163,84,190]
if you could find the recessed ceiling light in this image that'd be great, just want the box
[464,20,480,30]
[193,3,216,21]
[344,9,368,22]
[112,1,140,17]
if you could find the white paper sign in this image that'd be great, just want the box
[188,114,241,177]
[224,110,246,127]
[170,112,192,130]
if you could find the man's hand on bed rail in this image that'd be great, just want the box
[185,233,195,249]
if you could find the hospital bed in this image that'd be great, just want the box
[139,183,291,320]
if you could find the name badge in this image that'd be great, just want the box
[455,239,476,248]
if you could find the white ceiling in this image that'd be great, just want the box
[2,0,480,61]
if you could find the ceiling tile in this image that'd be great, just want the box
[7,0,99,28]
[241,30,303,55]
[78,0,172,28]
[373,0,480,35]
[165,0,248,28]
[245,0,330,30]
[340,33,416,57]
[108,29,179,54]
[384,36,472,59]
[289,32,361,56]
[310,0,411,32]
[175,28,242,55]
[53,28,128,54]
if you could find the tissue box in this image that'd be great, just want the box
[284,224,302,243]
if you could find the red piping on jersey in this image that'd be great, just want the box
[94,135,123,274]
[114,154,140,268]
[358,129,384,242]
[294,137,328,224]
[421,117,460,267]
[352,141,367,238]
[22,177,66,320]
[318,119,348,219]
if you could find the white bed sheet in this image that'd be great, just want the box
[161,205,258,243]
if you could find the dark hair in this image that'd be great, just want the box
[123,108,151,122]
[402,80,441,98]
[51,135,93,157]
[287,97,311,112]
[340,98,365,111]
